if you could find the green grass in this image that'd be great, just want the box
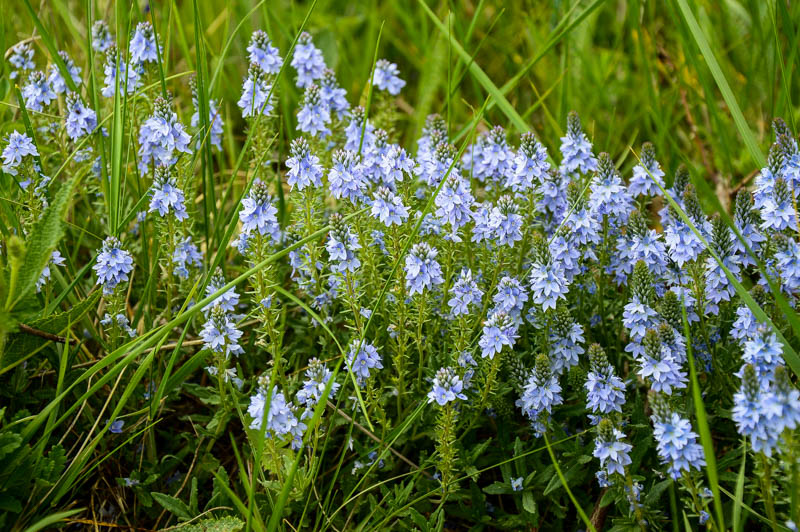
[1,0,799,529]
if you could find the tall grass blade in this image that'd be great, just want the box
[674,0,766,168]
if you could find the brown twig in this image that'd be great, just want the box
[327,400,431,478]
[17,323,76,344]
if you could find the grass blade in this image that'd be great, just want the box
[680,303,725,531]
[674,0,766,168]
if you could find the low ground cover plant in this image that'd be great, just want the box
[1,2,800,531]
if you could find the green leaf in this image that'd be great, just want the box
[674,0,765,168]
[174,516,245,532]
[21,508,83,532]
[7,173,83,311]
[483,481,510,495]
[522,491,537,515]
[152,492,192,520]
[418,0,528,133]
[2,291,100,373]
[681,303,725,531]
[21,0,80,94]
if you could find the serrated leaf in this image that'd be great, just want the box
[0,432,22,460]
[2,291,100,370]
[9,172,82,310]
[174,516,245,532]
[152,492,192,520]
[409,507,428,531]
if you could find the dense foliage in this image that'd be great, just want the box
[1,2,800,531]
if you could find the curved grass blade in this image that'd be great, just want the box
[674,0,765,168]
[680,302,725,531]
[418,0,527,133]
[543,433,596,532]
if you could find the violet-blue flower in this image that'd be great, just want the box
[291,32,326,88]
[94,236,134,295]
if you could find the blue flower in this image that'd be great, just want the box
[448,268,483,316]
[138,96,192,172]
[326,213,362,274]
[2,131,38,175]
[101,46,142,97]
[238,63,275,117]
[427,367,467,405]
[204,268,240,313]
[489,195,523,247]
[593,422,632,477]
[417,141,461,188]
[560,111,597,175]
[637,330,687,395]
[517,354,562,430]
[733,365,782,456]
[297,83,331,138]
[529,256,569,312]
[286,138,323,190]
[191,96,224,150]
[91,20,114,52]
[328,150,367,203]
[731,305,761,342]
[344,107,375,152]
[248,382,301,443]
[247,30,282,74]
[200,305,244,358]
[319,68,350,119]
[238,180,281,242]
[467,126,515,184]
[537,168,568,222]
[740,328,784,386]
[65,93,98,141]
[372,59,406,95]
[291,32,326,88]
[93,237,134,295]
[370,186,409,227]
[493,276,528,318]
[172,236,202,279]
[22,71,56,112]
[776,237,800,294]
[8,43,35,79]
[589,153,633,224]
[100,312,136,337]
[479,311,518,359]
[346,340,383,386]
[149,166,188,220]
[651,410,706,479]
[37,250,66,292]
[622,296,659,342]
[47,51,82,94]
[109,419,125,434]
[130,22,160,65]
[549,309,584,374]
[549,233,582,282]
[379,144,415,186]
[434,175,474,235]
[760,178,795,233]
[511,477,524,492]
[404,242,444,296]
[629,142,665,197]
[585,345,626,414]
[508,131,550,193]
[297,358,340,409]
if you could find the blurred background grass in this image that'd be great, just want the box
[5,0,797,210]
